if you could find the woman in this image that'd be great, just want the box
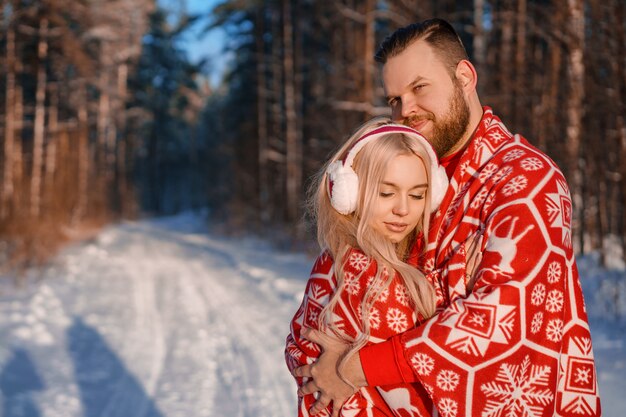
[285,118,456,416]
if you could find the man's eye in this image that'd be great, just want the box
[388,98,399,107]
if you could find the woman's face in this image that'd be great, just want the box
[369,153,428,243]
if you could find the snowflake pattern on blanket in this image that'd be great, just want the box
[398,107,601,416]
[285,249,435,417]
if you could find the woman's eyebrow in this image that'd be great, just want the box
[381,181,428,189]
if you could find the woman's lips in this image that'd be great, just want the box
[385,222,408,233]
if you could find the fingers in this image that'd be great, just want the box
[295,328,353,416]
[465,232,484,291]
[292,363,312,378]
[466,232,483,268]
[295,379,331,416]
[310,394,332,416]
[301,327,333,347]
[297,379,319,396]
[466,232,483,258]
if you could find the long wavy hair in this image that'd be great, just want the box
[307,117,437,376]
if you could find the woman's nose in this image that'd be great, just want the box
[392,197,409,216]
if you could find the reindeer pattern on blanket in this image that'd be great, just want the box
[286,107,601,417]
[388,107,601,417]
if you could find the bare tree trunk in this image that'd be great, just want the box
[97,62,111,191]
[565,0,585,252]
[586,0,607,261]
[45,83,59,204]
[256,5,270,223]
[363,0,375,117]
[345,0,358,110]
[30,17,49,218]
[537,40,561,151]
[330,9,344,134]
[531,41,545,149]
[500,8,514,120]
[13,84,24,205]
[283,0,300,223]
[293,1,308,236]
[74,81,89,223]
[473,0,486,93]
[615,0,626,261]
[116,62,130,216]
[268,6,284,221]
[2,24,16,218]
[513,0,527,128]
[57,128,70,211]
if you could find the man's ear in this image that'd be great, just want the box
[455,60,477,93]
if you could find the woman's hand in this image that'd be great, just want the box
[292,328,366,417]
[465,231,484,291]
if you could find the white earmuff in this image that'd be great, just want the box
[326,160,360,215]
[429,165,448,211]
[326,124,449,215]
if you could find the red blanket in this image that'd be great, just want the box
[285,107,600,416]
[360,107,601,416]
[286,248,435,416]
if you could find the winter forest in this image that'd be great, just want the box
[0,0,625,267]
[0,0,626,416]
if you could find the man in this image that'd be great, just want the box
[292,18,601,417]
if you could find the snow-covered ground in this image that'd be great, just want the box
[0,212,623,417]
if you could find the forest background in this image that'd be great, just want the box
[0,0,625,272]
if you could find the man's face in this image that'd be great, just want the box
[382,40,470,158]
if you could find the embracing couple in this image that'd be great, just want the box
[285,18,601,417]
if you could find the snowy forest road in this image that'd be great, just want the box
[0,213,624,417]
[0,214,310,417]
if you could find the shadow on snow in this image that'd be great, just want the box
[0,317,164,417]
[67,317,165,417]
[0,348,44,417]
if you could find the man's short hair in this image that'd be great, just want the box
[374,18,469,77]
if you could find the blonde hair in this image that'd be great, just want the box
[307,117,437,375]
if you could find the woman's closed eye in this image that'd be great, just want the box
[379,192,425,199]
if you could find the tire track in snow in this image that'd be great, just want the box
[73,225,170,417]
[0,214,311,417]
[111,218,308,417]
[124,238,167,417]
[144,227,305,417]
[189,253,297,417]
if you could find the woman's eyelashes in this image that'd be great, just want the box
[378,192,425,200]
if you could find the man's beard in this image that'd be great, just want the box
[405,82,470,158]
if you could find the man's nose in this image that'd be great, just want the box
[400,96,418,120]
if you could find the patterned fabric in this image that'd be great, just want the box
[285,249,435,417]
[360,107,601,416]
